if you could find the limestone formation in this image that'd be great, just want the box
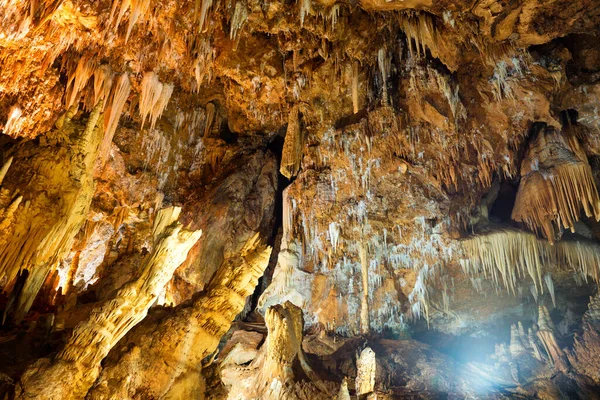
[15,207,201,399]
[1,0,600,398]
[86,233,272,399]
[512,125,600,243]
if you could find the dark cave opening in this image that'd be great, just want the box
[488,181,518,224]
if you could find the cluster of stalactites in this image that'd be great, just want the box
[398,11,438,60]
[64,57,132,165]
[139,71,174,131]
[108,0,151,42]
[460,228,600,298]
[511,125,600,244]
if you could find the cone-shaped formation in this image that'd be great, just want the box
[536,305,569,372]
[220,300,334,399]
[356,347,377,396]
[280,106,303,179]
[510,324,527,358]
[461,228,600,296]
[15,207,201,399]
[512,125,600,243]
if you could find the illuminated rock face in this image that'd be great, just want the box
[1,0,600,399]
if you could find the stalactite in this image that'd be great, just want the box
[139,72,173,131]
[15,207,201,400]
[280,105,303,179]
[328,222,340,253]
[196,0,213,32]
[99,72,131,165]
[203,102,215,137]
[66,55,95,109]
[282,187,294,241]
[460,229,544,295]
[512,125,600,243]
[229,1,248,40]
[93,64,114,109]
[530,284,538,303]
[378,48,390,105]
[0,103,105,323]
[299,0,312,27]
[3,105,24,136]
[461,228,600,296]
[352,60,359,114]
[329,4,340,31]
[398,12,438,59]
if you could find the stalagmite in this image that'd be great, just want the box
[197,0,213,32]
[512,125,600,243]
[536,305,569,372]
[260,302,329,393]
[529,327,546,362]
[356,347,377,396]
[87,234,272,399]
[282,187,294,241]
[15,207,201,399]
[0,103,105,323]
[544,273,556,308]
[93,64,114,109]
[378,48,390,104]
[518,321,530,349]
[280,106,303,179]
[510,324,526,358]
[583,291,600,325]
[337,378,351,400]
